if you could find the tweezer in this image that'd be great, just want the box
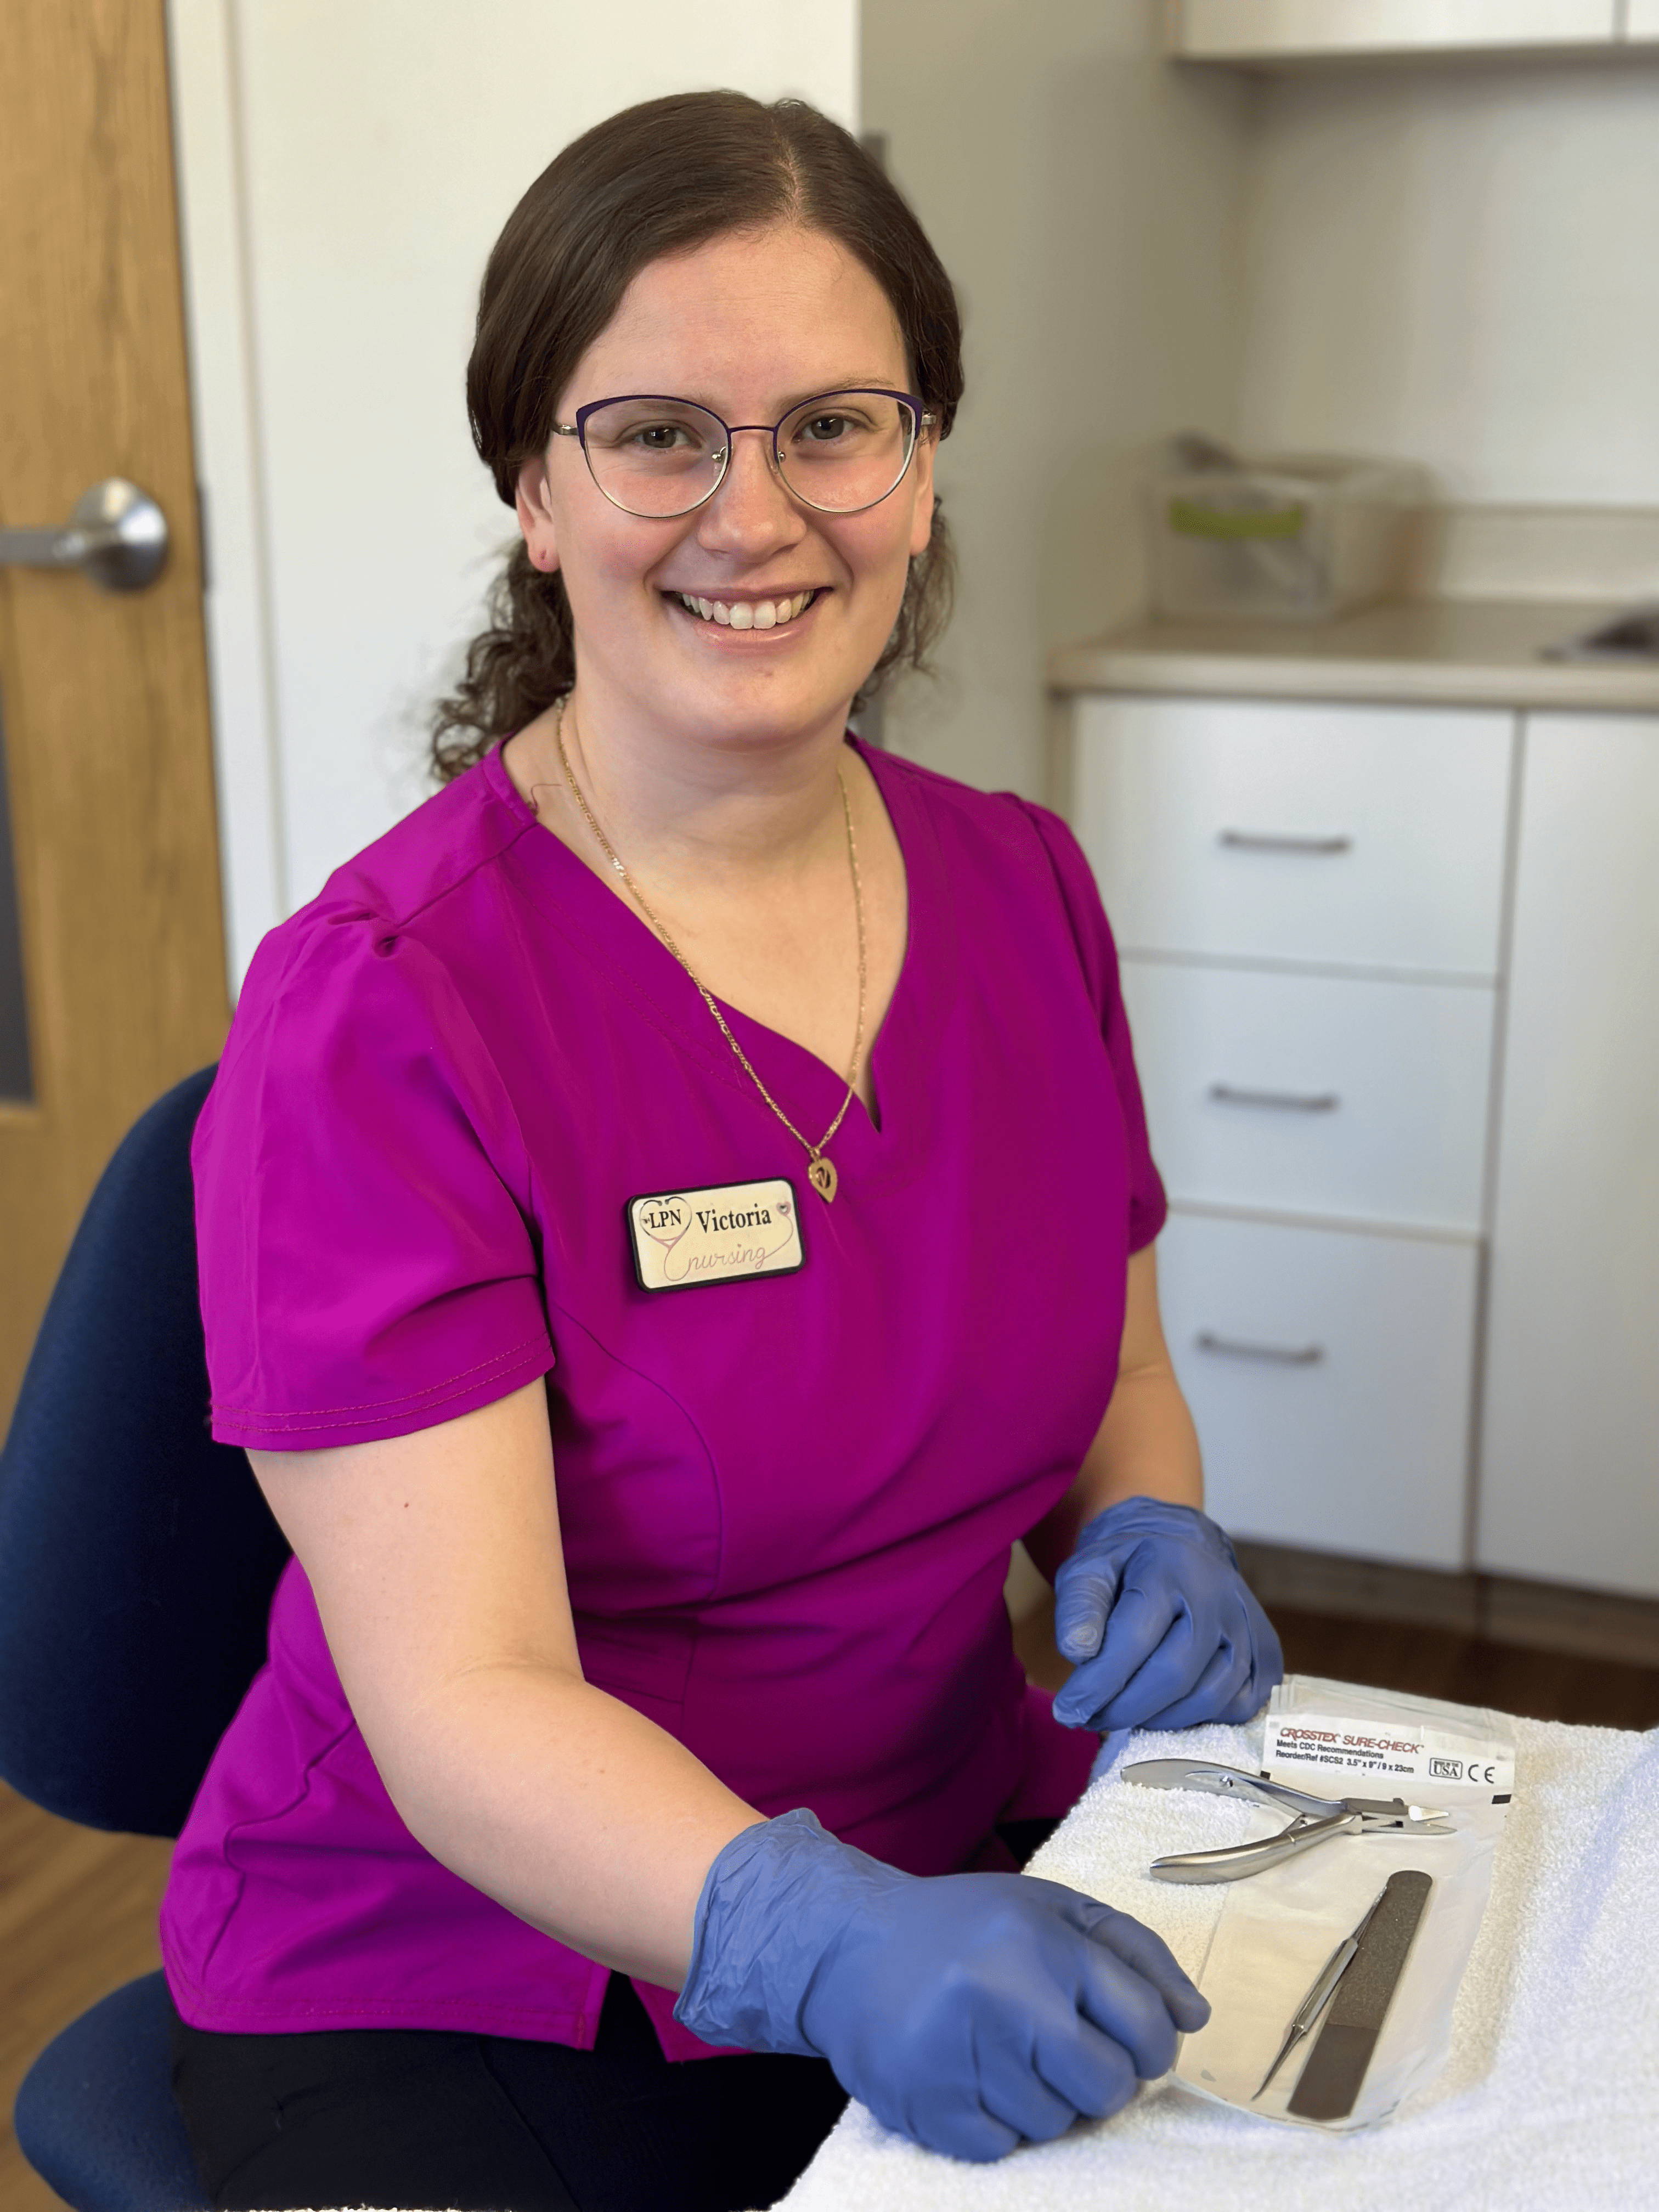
[1122,1760,1453,1883]
[1288,1869,1434,2120]
[1252,1886,1386,2099]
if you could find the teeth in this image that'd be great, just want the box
[676,590,816,628]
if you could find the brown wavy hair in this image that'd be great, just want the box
[431,91,963,782]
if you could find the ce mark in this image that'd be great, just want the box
[1469,1762,1500,1785]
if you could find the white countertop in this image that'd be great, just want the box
[1048,598,1659,713]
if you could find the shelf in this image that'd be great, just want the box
[1166,0,1659,67]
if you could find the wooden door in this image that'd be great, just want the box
[0,0,229,1425]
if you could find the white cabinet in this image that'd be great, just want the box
[1478,714,1659,1598]
[1073,693,1512,1566]
[1157,1212,1477,1568]
[1075,690,1659,1598]
[1120,962,1496,1234]
[1072,696,1513,975]
[1167,0,1623,63]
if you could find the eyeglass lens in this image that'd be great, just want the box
[579,392,918,519]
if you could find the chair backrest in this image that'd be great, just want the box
[0,1067,290,1836]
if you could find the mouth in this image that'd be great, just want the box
[668,588,821,632]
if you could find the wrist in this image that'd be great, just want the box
[674,1808,904,2057]
[1075,1493,1234,1566]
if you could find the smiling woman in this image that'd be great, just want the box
[158,88,1278,2212]
[432,95,958,780]
[512,225,935,815]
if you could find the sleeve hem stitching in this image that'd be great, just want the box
[211,1330,552,1426]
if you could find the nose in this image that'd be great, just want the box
[695,426,806,560]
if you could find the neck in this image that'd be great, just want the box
[526,672,858,890]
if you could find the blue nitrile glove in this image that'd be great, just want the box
[675,1808,1207,2162]
[1051,1496,1283,1735]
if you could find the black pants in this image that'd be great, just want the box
[170,1821,1058,2211]
[171,1972,847,2212]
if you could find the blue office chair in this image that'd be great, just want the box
[0,1067,291,2212]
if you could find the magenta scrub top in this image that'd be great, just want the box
[161,740,1166,2057]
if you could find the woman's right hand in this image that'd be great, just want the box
[674,1809,1208,2163]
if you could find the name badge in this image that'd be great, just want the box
[627,1178,805,1294]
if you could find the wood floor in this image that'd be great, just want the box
[1266,1606,1659,1730]
[0,1785,173,2212]
[1012,1593,1659,1725]
[4,1605,1656,2209]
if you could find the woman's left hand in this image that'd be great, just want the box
[1050,1496,1283,1735]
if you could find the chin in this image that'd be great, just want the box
[706,692,854,753]
[669,658,865,747]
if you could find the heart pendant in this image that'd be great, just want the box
[808,1155,838,1203]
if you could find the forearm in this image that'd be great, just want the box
[1024,1243,1203,1583]
[385,1663,761,1989]
[1024,1365,1203,1581]
[250,1395,759,1995]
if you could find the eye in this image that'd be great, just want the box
[800,413,855,444]
[627,420,699,453]
[582,401,718,456]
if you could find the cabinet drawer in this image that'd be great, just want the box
[1121,960,1496,1232]
[1155,1211,1476,1568]
[1073,696,1513,974]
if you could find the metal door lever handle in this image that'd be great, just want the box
[0,478,168,592]
[1209,1082,1341,1113]
[1197,1331,1325,1366]
[1219,830,1352,855]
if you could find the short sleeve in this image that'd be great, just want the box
[1018,799,1168,1253]
[195,911,556,1450]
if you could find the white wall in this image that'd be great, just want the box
[1233,59,1659,504]
[861,0,1251,801]
[176,8,1659,962]
[168,0,859,986]
[861,30,1659,799]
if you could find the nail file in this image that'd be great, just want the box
[1286,1868,1432,2121]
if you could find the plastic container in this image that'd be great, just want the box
[1145,453,1426,623]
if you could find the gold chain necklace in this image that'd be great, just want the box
[554,699,867,1203]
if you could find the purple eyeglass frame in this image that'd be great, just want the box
[550,387,936,517]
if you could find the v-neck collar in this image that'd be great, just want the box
[483,736,951,1199]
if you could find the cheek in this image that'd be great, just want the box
[836,510,917,611]
[557,513,681,625]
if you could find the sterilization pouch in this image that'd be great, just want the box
[1169,1674,1515,2130]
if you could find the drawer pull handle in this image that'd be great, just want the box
[1197,1330,1325,1367]
[1208,1082,1341,1114]
[1218,830,1353,856]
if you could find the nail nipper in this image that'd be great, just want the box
[1123,1759,1454,1883]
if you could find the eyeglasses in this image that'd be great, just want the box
[551,388,935,520]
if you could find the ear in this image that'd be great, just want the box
[515,454,561,574]
[907,429,938,561]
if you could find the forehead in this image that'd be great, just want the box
[571,224,909,404]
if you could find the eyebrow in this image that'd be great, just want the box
[676,376,913,414]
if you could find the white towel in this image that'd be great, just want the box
[778,1709,1659,2212]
